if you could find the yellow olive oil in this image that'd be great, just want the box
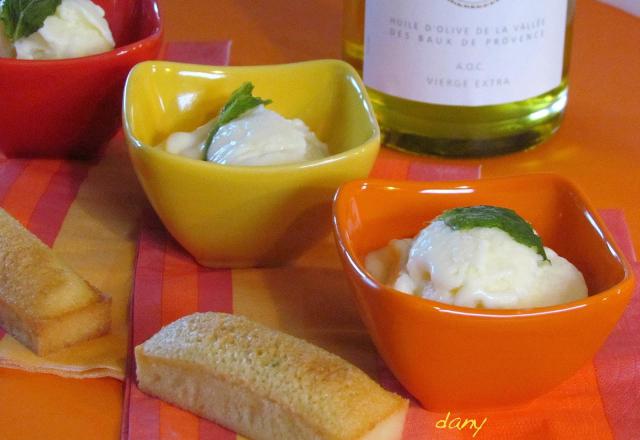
[343,0,575,157]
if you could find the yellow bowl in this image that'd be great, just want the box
[123,60,380,267]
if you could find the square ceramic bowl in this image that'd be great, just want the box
[0,0,162,158]
[124,60,380,268]
[333,174,634,410]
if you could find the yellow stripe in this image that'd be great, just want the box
[231,232,379,379]
[51,141,145,377]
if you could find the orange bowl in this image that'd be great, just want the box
[332,174,634,410]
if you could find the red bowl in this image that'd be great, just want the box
[0,0,163,159]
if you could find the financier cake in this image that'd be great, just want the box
[135,312,408,440]
[0,208,111,355]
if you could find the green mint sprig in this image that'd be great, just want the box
[202,82,272,159]
[438,205,549,261]
[0,0,61,42]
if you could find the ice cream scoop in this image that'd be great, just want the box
[163,105,328,166]
[366,212,588,309]
[14,0,115,60]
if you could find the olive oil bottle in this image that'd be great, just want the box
[343,0,575,157]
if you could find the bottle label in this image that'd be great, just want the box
[363,0,568,106]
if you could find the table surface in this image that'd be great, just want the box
[0,0,638,438]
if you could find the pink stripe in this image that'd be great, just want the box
[0,160,28,201]
[164,41,232,66]
[407,162,481,181]
[132,211,167,346]
[123,209,166,440]
[593,211,640,440]
[121,306,135,439]
[599,209,637,263]
[369,155,410,180]
[131,212,166,348]
[127,385,161,440]
[198,269,233,314]
[27,162,90,246]
[197,268,233,439]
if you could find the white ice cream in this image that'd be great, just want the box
[13,0,115,60]
[163,105,329,166]
[365,220,588,309]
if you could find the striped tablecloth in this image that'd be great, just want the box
[123,148,640,439]
[0,40,636,440]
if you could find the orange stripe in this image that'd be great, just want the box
[160,243,199,326]
[1,160,62,225]
[465,363,613,439]
[369,149,411,180]
[159,241,200,440]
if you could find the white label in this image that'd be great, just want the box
[363,0,567,106]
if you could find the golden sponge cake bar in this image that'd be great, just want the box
[0,208,110,355]
[135,312,408,440]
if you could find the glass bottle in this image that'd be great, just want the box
[343,0,575,157]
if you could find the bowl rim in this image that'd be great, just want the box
[333,174,636,318]
[0,0,163,66]
[122,59,381,174]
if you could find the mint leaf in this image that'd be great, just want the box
[0,0,61,42]
[438,205,549,261]
[202,82,272,159]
